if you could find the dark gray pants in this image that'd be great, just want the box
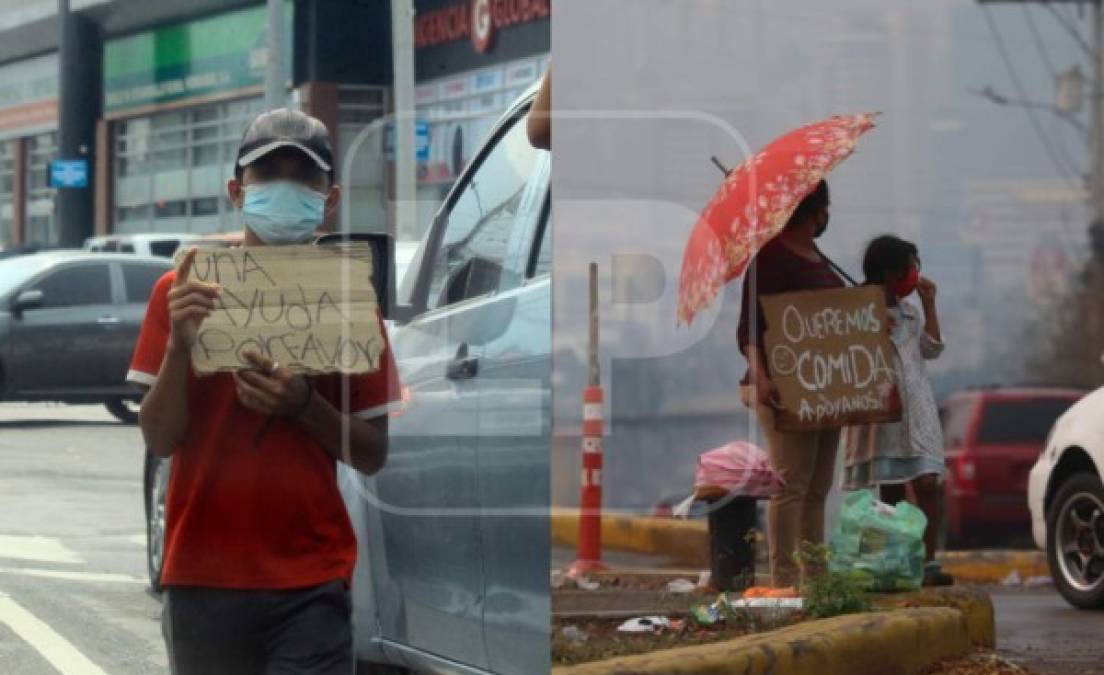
[161,580,353,675]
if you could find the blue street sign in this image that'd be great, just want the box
[50,159,89,188]
[385,122,430,164]
[416,122,430,163]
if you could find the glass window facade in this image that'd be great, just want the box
[338,86,389,238]
[0,141,13,248]
[113,97,264,235]
[412,55,548,247]
[25,131,57,245]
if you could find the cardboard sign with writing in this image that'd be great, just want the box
[760,286,901,432]
[175,244,384,375]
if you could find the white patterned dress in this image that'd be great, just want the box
[842,300,945,489]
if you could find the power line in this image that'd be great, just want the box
[1049,106,1088,178]
[1046,87,1093,255]
[1041,3,1094,60]
[982,4,1086,261]
[1060,2,1084,30]
[1022,5,1059,78]
[982,6,1083,193]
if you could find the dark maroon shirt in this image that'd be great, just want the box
[737,239,845,378]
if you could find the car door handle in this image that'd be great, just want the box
[97,316,121,325]
[446,344,479,380]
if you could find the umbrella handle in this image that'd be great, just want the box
[710,156,732,177]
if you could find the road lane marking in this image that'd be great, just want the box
[0,567,146,585]
[126,534,146,548]
[0,536,84,565]
[0,592,107,675]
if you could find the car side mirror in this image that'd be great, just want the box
[390,303,417,324]
[12,289,43,316]
[446,294,518,347]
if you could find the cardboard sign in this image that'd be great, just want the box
[760,286,901,432]
[176,244,384,375]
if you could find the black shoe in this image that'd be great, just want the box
[922,567,954,587]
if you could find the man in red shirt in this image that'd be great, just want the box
[128,109,401,674]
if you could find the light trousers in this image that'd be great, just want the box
[744,387,840,587]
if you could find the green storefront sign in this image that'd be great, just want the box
[103,2,292,116]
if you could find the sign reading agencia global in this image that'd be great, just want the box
[415,0,550,53]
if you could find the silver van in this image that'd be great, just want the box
[346,88,550,675]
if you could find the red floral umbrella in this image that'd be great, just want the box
[676,113,877,325]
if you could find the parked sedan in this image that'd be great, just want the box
[0,250,171,422]
[1028,387,1104,608]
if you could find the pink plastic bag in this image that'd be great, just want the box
[694,441,781,499]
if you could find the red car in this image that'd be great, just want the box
[940,387,1085,547]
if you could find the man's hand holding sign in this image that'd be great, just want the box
[166,247,219,356]
[234,351,313,419]
[165,246,314,419]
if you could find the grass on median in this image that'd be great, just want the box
[552,543,885,665]
[796,542,872,619]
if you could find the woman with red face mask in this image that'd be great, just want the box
[842,235,953,587]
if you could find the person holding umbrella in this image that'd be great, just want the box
[677,113,877,587]
[736,180,848,587]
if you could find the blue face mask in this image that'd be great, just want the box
[241,181,326,244]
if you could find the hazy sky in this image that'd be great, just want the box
[550,0,1089,507]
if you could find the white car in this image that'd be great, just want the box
[1027,386,1104,609]
[83,233,201,258]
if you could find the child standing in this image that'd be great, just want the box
[842,235,953,587]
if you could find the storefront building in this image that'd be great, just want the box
[0,0,548,249]
[0,53,60,248]
[101,3,293,236]
[409,0,550,242]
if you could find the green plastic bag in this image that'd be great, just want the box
[828,490,927,592]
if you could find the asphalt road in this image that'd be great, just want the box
[4,403,1102,675]
[0,402,165,675]
[993,587,1104,675]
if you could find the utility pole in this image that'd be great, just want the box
[566,262,607,578]
[980,0,1104,231]
[391,0,417,240]
[264,0,285,111]
[56,0,100,247]
[587,262,600,388]
[1092,2,1104,231]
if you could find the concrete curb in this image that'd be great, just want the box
[873,586,995,649]
[551,508,709,568]
[553,607,975,675]
[936,551,1047,583]
[551,508,1047,582]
